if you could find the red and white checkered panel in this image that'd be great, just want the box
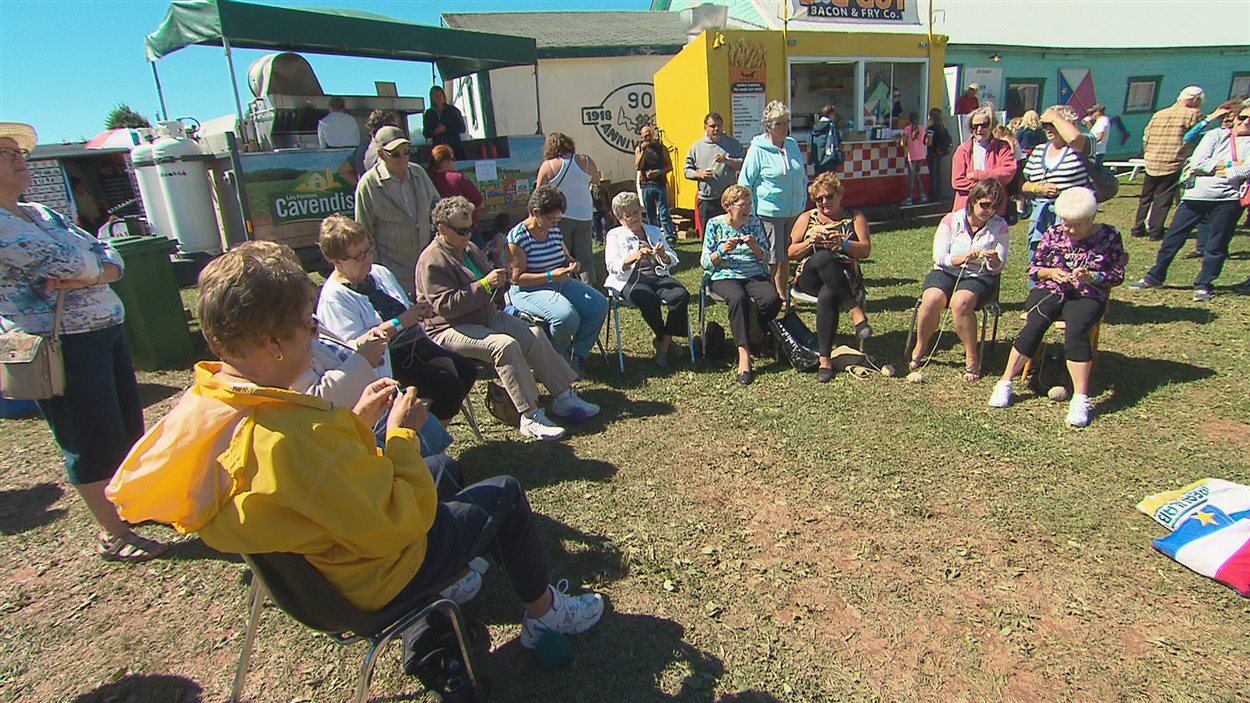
[842,142,927,180]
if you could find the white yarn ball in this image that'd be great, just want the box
[906,371,925,383]
[1047,386,1070,402]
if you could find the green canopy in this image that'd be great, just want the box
[146,0,537,80]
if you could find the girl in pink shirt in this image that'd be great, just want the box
[899,112,928,204]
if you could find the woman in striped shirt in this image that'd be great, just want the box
[507,185,608,378]
[1021,105,1091,283]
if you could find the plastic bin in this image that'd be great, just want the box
[0,397,40,419]
[109,236,195,370]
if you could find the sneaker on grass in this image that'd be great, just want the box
[988,379,1013,408]
[519,408,565,441]
[520,580,605,649]
[439,568,482,606]
[1066,393,1092,427]
[1128,278,1160,290]
[1192,288,1214,303]
[550,389,600,419]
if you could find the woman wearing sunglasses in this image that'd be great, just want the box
[951,106,1018,215]
[1131,104,1250,302]
[316,214,477,424]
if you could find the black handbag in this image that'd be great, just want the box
[769,311,820,372]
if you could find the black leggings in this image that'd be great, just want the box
[390,330,479,421]
[623,273,690,340]
[710,276,782,347]
[796,250,856,356]
[1012,288,1104,363]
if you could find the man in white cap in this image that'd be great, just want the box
[1132,86,1204,241]
[956,83,980,115]
[354,126,440,293]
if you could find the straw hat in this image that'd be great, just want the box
[0,122,37,152]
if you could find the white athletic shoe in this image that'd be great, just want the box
[519,580,605,649]
[1066,394,1092,427]
[550,389,600,419]
[988,380,1014,408]
[519,409,566,441]
[439,568,482,606]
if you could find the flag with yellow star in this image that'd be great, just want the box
[1153,505,1250,597]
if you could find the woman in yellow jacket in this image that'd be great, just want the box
[106,246,602,649]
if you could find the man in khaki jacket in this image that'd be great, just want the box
[354,126,440,293]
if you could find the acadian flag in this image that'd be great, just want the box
[1153,506,1250,597]
[1058,68,1097,116]
[1139,479,1250,597]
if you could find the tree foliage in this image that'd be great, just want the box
[105,103,152,130]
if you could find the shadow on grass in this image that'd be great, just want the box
[864,275,921,289]
[480,613,730,702]
[455,438,620,491]
[1107,300,1217,325]
[137,382,183,408]
[579,386,676,424]
[0,483,65,535]
[163,536,244,564]
[71,674,203,703]
[1095,350,1215,417]
[868,293,923,314]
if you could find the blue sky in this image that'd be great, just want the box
[0,0,647,144]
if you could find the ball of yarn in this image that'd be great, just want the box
[906,371,925,384]
[1047,386,1070,402]
[880,364,897,377]
[533,630,572,670]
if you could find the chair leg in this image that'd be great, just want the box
[438,600,485,702]
[978,306,989,365]
[686,315,695,365]
[229,577,265,703]
[613,299,624,374]
[354,636,386,703]
[460,398,483,441]
[698,289,707,359]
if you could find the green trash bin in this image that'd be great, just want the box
[109,236,195,370]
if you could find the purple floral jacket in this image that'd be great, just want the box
[1028,223,1127,302]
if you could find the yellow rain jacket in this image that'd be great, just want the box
[106,362,437,611]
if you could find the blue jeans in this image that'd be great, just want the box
[1026,198,1057,290]
[510,279,608,360]
[1145,199,1245,291]
[641,183,676,240]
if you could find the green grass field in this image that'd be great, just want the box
[2,183,1248,702]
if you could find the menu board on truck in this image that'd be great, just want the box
[728,38,768,142]
[24,160,76,222]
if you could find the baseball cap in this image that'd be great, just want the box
[373,126,410,153]
[969,83,980,91]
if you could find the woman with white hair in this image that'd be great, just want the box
[988,187,1126,427]
[1020,105,1091,279]
[738,100,807,301]
[604,192,690,367]
[951,105,1017,214]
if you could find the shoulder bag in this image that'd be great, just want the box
[0,291,66,400]
[1074,142,1119,203]
[1229,131,1250,208]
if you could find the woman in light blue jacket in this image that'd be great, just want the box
[739,101,808,300]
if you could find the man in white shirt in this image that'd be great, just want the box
[1087,103,1111,167]
[317,96,360,149]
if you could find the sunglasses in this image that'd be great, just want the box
[813,192,838,202]
[444,223,474,236]
[973,200,997,210]
[0,146,30,161]
[970,122,990,129]
[1236,114,1250,123]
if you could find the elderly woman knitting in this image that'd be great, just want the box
[604,191,690,368]
[417,196,599,442]
[1020,105,1091,276]
[107,245,604,650]
[909,179,1010,382]
[988,187,1126,427]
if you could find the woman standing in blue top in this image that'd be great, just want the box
[739,101,808,301]
[507,185,608,379]
[702,185,782,385]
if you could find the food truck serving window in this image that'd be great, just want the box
[789,57,928,138]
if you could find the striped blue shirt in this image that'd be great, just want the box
[507,221,567,284]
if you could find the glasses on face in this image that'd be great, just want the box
[383,148,409,159]
[444,223,474,236]
[973,200,996,211]
[1236,114,1250,123]
[0,147,30,161]
[813,192,837,203]
[727,199,750,210]
[343,247,372,263]
[970,122,990,130]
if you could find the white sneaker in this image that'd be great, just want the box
[1066,394,1092,427]
[519,580,605,649]
[519,409,566,441]
[439,568,482,606]
[988,380,1014,408]
[550,390,600,419]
